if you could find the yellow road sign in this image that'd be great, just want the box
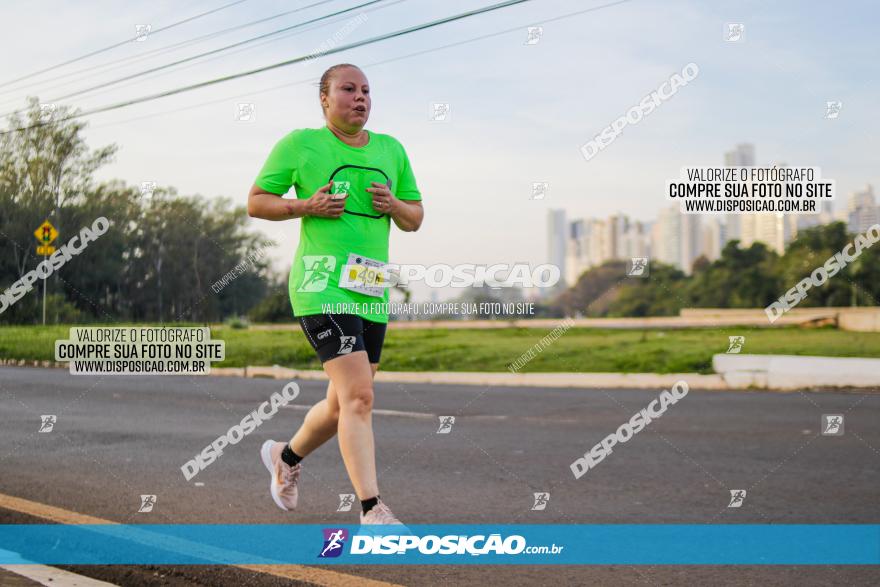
[37,245,56,256]
[34,221,58,244]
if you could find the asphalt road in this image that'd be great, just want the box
[1,366,878,586]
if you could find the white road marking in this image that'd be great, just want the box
[282,404,509,421]
[0,563,118,586]
[0,493,402,587]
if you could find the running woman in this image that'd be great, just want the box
[247,64,424,525]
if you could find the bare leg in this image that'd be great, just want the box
[322,350,379,500]
[288,362,379,457]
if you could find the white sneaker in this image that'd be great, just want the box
[360,500,404,525]
[260,440,301,511]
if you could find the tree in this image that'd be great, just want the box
[554,260,627,316]
[1,97,276,324]
[0,98,116,274]
[124,190,273,322]
[684,240,782,308]
[0,98,117,323]
[606,263,687,317]
[248,281,293,323]
[780,222,866,307]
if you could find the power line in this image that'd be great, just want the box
[2,0,538,135]
[0,0,252,89]
[0,0,342,103]
[85,0,632,133]
[41,0,387,106]
[48,0,405,116]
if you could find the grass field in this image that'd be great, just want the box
[1,324,879,373]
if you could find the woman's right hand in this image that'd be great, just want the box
[305,181,347,218]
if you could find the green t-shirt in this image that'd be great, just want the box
[254,126,421,324]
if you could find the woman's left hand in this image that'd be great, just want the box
[367,182,398,215]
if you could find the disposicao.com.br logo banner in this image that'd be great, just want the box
[317,527,562,560]
[0,525,877,565]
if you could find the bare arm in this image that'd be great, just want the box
[366,181,424,232]
[247,184,304,220]
[389,199,424,232]
[247,182,345,221]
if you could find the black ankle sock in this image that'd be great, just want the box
[280,444,303,467]
[361,495,380,515]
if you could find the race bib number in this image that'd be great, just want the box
[338,253,389,298]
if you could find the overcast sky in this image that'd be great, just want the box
[2,0,877,300]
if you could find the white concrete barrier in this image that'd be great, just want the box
[683,307,880,332]
[233,306,879,331]
[837,307,880,332]
[239,366,727,390]
[713,354,880,389]
[6,357,875,391]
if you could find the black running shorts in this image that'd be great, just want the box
[297,313,387,364]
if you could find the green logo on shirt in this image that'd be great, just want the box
[331,181,350,196]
